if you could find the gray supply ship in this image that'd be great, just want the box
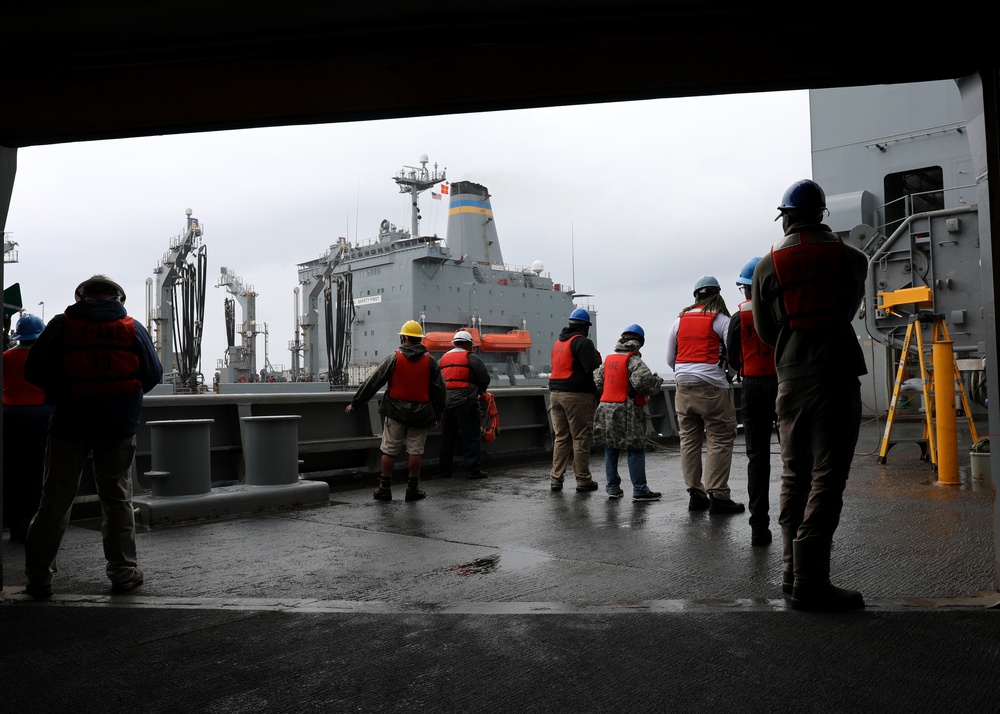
[295,156,594,387]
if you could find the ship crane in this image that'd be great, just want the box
[149,209,207,392]
[216,266,263,384]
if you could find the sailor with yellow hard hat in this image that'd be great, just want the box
[345,320,446,502]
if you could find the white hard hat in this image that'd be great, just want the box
[453,330,474,343]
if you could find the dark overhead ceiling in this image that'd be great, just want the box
[2,2,994,147]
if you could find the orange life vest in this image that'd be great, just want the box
[550,334,582,380]
[600,352,647,407]
[387,350,431,402]
[62,315,142,397]
[771,231,846,330]
[738,301,776,378]
[2,348,46,406]
[439,349,471,390]
[675,310,720,364]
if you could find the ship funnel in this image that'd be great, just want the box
[446,181,505,265]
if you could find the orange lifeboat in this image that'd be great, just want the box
[480,329,532,353]
[422,328,481,352]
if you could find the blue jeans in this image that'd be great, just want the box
[605,447,649,494]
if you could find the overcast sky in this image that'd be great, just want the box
[3,90,810,377]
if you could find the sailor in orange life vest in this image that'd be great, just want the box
[3,313,53,544]
[666,276,745,514]
[593,324,663,501]
[752,179,868,612]
[22,275,163,600]
[726,257,779,547]
[548,307,602,492]
[438,330,491,480]
[345,320,446,502]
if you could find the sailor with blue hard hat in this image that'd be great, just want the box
[752,178,869,612]
[568,307,592,325]
[3,312,53,544]
[727,256,777,548]
[548,305,602,493]
[775,178,827,221]
[736,257,761,288]
[13,313,45,342]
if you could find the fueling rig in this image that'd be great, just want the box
[147,209,207,392]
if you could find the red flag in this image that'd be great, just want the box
[441,184,449,195]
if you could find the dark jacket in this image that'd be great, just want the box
[441,347,491,410]
[350,342,446,427]
[548,325,601,393]
[751,221,868,382]
[25,298,163,440]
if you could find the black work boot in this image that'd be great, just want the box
[790,539,864,612]
[405,477,426,502]
[374,477,392,502]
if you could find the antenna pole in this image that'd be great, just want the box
[571,222,576,290]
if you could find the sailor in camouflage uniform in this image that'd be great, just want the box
[593,325,663,501]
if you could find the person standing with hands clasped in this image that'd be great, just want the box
[346,320,445,502]
[753,179,868,611]
[594,324,663,501]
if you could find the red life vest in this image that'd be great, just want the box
[738,301,776,378]
[62,315,142,397]
[675,310,720,364]
[550,334,582,380]
[2,348,46,406]
[387,350,431,402]
[771,231,846,330]
[600,352,647,407]
[440,349,471,390]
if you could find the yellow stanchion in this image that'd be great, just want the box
[934,338,959,485]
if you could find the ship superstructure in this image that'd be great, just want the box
[297,156,591,385]
[810,80,986,416]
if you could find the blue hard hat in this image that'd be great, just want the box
[622,324,645,344]
[693,275,721,297]
[737,257,762,286]
[569,307,592,324]
[13,313,44,341]
[777,179,826,216]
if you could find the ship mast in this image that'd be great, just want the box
[394,155,446,237]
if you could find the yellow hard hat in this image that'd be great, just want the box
[399,320,424,338]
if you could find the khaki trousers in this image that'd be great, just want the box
[674,380,737,498]
[776,375,861,579]
[549,390,596,485]
[24,435,139,586]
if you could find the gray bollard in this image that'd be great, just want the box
[144,419,215,497]
[241,415,302,485]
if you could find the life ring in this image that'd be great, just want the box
[237,376,248,383]
[479,391,500,442]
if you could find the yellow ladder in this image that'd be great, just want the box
[877,311,979,465]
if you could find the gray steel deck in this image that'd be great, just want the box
[3,422,998,712]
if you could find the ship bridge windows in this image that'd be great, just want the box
[883,166,944,233]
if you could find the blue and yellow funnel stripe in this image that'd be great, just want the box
[449,198,493,217]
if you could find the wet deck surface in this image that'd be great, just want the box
[3,423,999,712]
